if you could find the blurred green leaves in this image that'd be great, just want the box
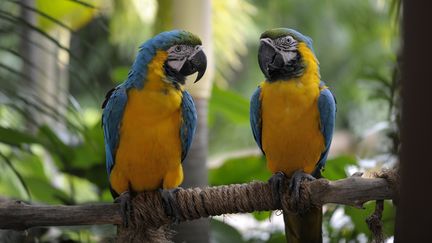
[322,155,357,180]
[209,86,250,125]
[209,155,270,186]
[0,147,69,203]
[0,126,40,146]
[212,0,258,87]
[344,201,395,240]
[211,219,245,243]
[110,66,129,84]
[36,0,100,31]
[0,119,106,204]
[109,0,156,57]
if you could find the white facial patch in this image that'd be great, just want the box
[167,58,187,72]
[166,45,194,71]
[274,35,298,63]
[280,51,297,63]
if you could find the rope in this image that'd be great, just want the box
[116,181,278,242]
[115,169,398,242]
[365,167,399,243]
[131,181,277,225]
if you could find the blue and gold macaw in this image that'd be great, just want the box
[102,30,206,224]
[250,28,336,242]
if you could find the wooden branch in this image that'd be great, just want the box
[0,200,122,230]
[0,176,395,230]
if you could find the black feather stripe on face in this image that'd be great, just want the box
[164,63,186,87]
[267,50,305,82]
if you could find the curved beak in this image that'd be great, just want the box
[258,38,284,79]
[179,46,207,83]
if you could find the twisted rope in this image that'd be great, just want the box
[0,173,396,242]
[117,181,278,242]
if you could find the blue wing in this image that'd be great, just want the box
[313,84,337,176]
[250,86,264,154]
[180,91,197,162]
[102,84,128,177]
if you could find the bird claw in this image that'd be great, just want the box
[160,188,182,224]
[288,170,316,214]
[114,191,132,228]
[268,171,288,209]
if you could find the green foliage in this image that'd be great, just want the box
[252,211,272,221]
[209,155,270,186]
[109,0,156,57]
[0,121,106,204]
[322,155,357,180]
[212,0,258,87]
[0,147,69,203]
[211,219,245,243]
[36,0,99,31]
[0,126,40,146]
[344,201,395,239]
[209,86,250,125]
[265,232,286,243]
[110,66,130,84]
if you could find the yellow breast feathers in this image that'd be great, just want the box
[110,51,184,193]
[261,43,325,176]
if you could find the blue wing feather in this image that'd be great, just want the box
[102,84,128,177]
[250,87,264,154]
[313,84,337,176]
[180,91,197,161]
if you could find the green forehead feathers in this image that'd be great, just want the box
[172,30,202,46]
[260,28,314,50]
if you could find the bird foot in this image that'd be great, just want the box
[268,171,288,209]
[114,191,132,227]
[288,170,316,214]
[160,188,182,224]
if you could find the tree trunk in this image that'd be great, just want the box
[19,0,38,133]
[19,0,70,135]
[170,0,214,242]
[396,0,432,241]
[173,98,210,243]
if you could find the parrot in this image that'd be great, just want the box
[101,30,207,225]
[250,28,336,242]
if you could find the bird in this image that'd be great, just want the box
[250,28,336,242]
[101,30,207,225]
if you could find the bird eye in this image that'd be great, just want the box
[175,46,182,52]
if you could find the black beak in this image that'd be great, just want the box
[179,46,207,83]
[258,39,284,79]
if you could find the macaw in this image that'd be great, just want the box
[102,30,207,224]
[250,28,336,242]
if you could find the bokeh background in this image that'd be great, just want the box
[0,0,401,242]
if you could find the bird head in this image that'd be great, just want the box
[129,30,207,89]
[258,28,316,82]
[159,30,207,85]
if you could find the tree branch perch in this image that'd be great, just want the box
[0,175,396,231]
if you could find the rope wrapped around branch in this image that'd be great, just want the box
[131,181,277,227]
[118,181,279,242]
[0,172,397,242]
[117,172,397,242]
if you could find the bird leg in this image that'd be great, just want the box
[268,171,288,209]
[288,170,316,214]
[114,190,133,227]
[160,188,182,224]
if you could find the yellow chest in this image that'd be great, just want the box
[110,51,184,193]
[260,79,324,176]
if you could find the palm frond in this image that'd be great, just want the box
[66,0,97,9]
[0,152,32,200]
